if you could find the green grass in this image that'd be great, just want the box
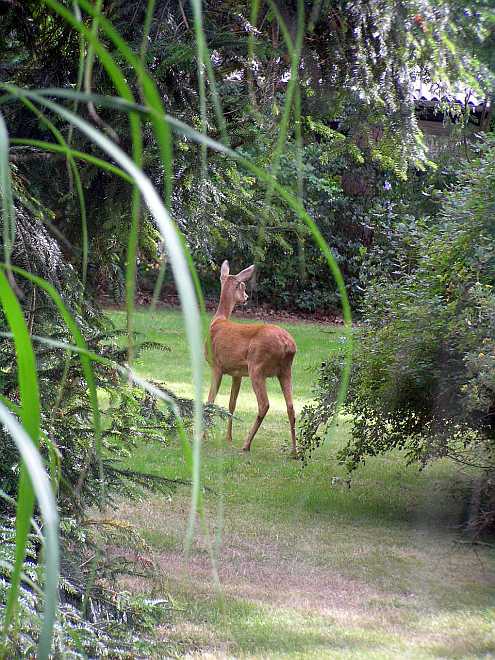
[106,307,495,659]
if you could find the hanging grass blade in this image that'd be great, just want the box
[0,113,15,274]
[257,0,305,258]
[0,402,59,660]
[0,268,56,659]
[19,93,205,544]
[189,0,229,145]
[9,138,133,183]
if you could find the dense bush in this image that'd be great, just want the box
[163,122,413,310]
[299,136,495,534]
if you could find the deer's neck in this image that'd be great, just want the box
[213,290,235,321]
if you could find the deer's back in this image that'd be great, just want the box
[206,319,296,377]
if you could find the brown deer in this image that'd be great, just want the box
[205,260,297,455]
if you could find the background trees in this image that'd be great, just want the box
[5,1,493,308]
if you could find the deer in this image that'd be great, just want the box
[205,260,297,456]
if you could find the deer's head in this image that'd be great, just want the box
[220,260,255,308]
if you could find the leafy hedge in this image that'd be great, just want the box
[299,135,495,535]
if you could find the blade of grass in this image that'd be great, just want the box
[0,113,15,275]
[189,0,207,175]
[0,268,42,656]
[140,0,157,64]
[189,0,229,145]
[257,0,305,260]
[18,93,204,545]
[144,0,170,312]
[66,0,87,217]
[83,0,118,141]
[9,139,133,183]
[293,60,305,281]
[247,0,261,113]
[67,0,85,151]
[0,401,59,660]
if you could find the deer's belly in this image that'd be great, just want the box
[205,344,249,377]
[222,362,249,377]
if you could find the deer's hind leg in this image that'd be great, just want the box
[278,366,297,457]
[242,368,269,453]
[226,376,242,444]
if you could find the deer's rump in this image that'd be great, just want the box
[206,321,296,378]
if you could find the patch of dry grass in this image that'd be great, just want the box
[111,491,495,658]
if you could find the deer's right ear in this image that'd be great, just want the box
[220,260,230,281]
[236,264,255,282]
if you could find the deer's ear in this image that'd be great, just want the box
[220,260,230,281]
[236,264,255,282]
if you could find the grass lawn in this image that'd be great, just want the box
[106,307,495,659]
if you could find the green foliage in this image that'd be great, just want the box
[0,517,171,658]
[299,135,495,533]
[173,130,396,309]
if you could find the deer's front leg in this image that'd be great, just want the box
[226,376,242,444]
[207,367,223,405]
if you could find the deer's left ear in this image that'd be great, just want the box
[220,260,230,281]
[236,264,255,282]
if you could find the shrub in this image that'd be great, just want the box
[299,135,495,535]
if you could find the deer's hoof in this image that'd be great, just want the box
[241,446,251,453]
